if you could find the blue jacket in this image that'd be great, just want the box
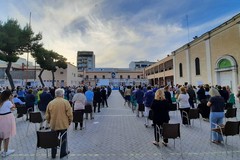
[135,89,144,104]
[144,90,154,107]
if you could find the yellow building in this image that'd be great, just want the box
[144,55,174,86]
[173,13,240,94]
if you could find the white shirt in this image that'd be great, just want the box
[178,94,190,109]
[72,93,86,110]
[0,100,14,114]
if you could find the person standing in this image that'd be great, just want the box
[207,88,225,144]
[93,87,102,113]
[144,86,154,127]
[135,86,144,117]
[0,90,16,158]
[72,87,87,130]
[177,87,191,125]
[39,87,53,130]
[151,89,170,146]
[101,86,108,107]
[85,87,94,119]
[45,88,73,159]
[25,89,36,120]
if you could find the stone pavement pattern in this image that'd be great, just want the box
[3,90,240,160]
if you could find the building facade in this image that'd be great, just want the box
[144,55,174,87]
[77,51,95,71]
[173,13,240,94]
[129,61,155,70]
[82,68,147,88]
[0,59,82,88]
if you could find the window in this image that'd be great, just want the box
[137,75,140,79]
[102,75,105,79]
[195,58,200,75]
[86,75,89,79]
[60,72,64,74]
[128,75,130,79]
[179,63,183,77]
[94,75,97,79]
[120,75,123,79]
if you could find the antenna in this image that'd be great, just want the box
[186,15,190,42]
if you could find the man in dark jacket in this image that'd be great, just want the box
[39,87,53,129]
[144,86,154,127]
[135,86,144,117]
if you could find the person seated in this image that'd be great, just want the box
[13,94,25,118]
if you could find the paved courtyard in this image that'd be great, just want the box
[3,90,240,160]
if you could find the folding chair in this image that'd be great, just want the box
[182,109,202,128]
[16,104,32,120]
[162,123,181,148]
[35,130,68,159]
[212,121,240,154]
[72,111,86,130]
[225,108,237,121]
[27,112,44,135]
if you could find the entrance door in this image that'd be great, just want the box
[219,71,232,87]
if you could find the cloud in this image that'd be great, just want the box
[1,0,240,68]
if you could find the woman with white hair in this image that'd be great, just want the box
[207,88,225,144]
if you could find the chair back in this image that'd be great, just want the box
[37,131,59,149]
[224,121,240,136]
[162,123,180,139]
[188,109,200,119]
[16,105,28,114]
[73,111,84,123]
[29,112,43,123]
[225,108,237,118]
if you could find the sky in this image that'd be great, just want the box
[0,0,240,68]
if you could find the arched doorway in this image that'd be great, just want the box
[215,55,238,94]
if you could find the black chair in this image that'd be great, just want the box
[225,108,237,121]
[16,104,32,120]
[212,121,240,154]
[27,112,44,135]
[72,111,86,130]
[35,130,68,159]
[161,123,181,148]
[182,109,202,128]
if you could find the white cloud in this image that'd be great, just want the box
[1,0,240,68]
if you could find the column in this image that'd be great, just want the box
[205,39,213,85]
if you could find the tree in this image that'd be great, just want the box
[48,51,68,87]
[31,47,52,87]
[32,47,67,87]
[0,19,42,89]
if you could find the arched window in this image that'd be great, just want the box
[195,58,200,75]
[179,63,183,77]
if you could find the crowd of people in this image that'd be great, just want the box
[0,83,239,158]
[0,85,112,158]
[120,83,239,146]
